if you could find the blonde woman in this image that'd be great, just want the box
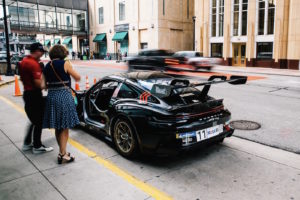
[43,45,81,164]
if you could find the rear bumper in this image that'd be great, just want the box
[139,128,234,156]
[135,111,233,155]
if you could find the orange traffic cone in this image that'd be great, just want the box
[85,76,90,89]
[14,75,22,96]
[75,82,80,91]
[94,78,97,85]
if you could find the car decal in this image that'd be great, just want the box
[140,92,151,103]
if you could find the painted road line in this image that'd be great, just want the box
[0,95,173,200]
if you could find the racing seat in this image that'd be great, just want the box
[94,88,115,111]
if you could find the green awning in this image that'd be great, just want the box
[93,33,106,42]
[112,31,128,41]
[54,38,60,44]
[62,37,72,45]
[44,40,51,46]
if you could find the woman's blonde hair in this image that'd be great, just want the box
[49,45,69,60]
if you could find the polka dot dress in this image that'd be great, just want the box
[43,88,79,129]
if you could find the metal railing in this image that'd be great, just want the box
[0,20,86,35]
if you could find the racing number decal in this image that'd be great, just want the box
[140,92,151,103]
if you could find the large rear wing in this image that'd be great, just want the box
[150,75,247,100]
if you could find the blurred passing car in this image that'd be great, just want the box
[173,51,222,71]
[126,49,181,71]
[75,71,247,158]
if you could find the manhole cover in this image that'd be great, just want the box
[229,120,261,130]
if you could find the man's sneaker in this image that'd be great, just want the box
[22,143,33,151]
[32,145,54,154]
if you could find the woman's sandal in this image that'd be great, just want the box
[57,153,75,164]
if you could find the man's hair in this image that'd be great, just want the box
[49,45,69,60]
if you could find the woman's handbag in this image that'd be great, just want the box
[50,61,78,106]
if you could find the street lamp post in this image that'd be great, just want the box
[2,0,13,76]
[192,16,196,51]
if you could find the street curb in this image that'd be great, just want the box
[0,80,15,88]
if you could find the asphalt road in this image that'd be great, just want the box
[0,60,300,200]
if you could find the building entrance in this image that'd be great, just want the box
[232,43,246,67]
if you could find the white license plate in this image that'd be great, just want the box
[177,124,224,146]
[195,125,223,142]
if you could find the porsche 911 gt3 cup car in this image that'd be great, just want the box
[75,72,247,158]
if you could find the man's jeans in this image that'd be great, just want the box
[23,90,45,148]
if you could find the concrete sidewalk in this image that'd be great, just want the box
[0,96,154,200]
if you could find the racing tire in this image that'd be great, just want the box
[113,118,139,158]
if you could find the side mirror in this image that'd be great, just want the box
[229,76,248,85]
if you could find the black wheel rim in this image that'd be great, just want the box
[115,122,133,153]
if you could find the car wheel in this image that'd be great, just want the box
[113,118,139,158]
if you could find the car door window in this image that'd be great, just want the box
[88,80,120,115]
[95,80,120,110]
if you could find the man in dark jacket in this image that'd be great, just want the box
[19,43,53,154]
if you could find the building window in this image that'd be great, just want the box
[211,43,223,58]
[210,0,224,37]
[257,0,275,35]
[232,0,248,36]
[99,7,104,24]
[219,0,224,37]
[241,0,248,35]
[66,16,71,27]
[257,42,273,59]
[163,0,165,15]
[119,1,125,21]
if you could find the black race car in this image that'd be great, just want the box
[75,72,247,158]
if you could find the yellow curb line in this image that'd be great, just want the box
[0,95,173,200]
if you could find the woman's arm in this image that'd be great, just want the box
[40,74,47,89]
[64,60,81,82]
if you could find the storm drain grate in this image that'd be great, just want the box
[229,120,261,130]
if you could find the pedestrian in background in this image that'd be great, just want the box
[42,45,81,164]
[19,42,54,154]
[72,51,76,60]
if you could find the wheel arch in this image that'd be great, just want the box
[109,113,142,147]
